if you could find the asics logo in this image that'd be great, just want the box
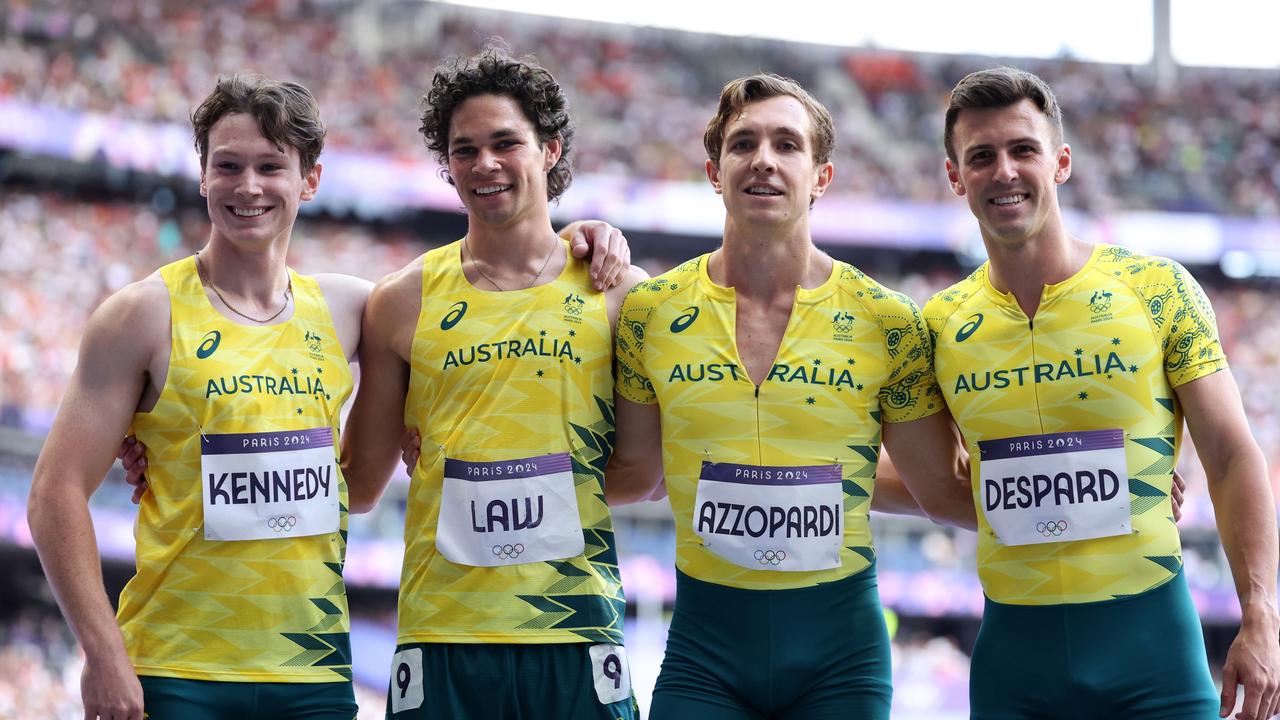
[671,307,700,333]
[196,330,221,359]
[441,301,467,330]
[955,313,983,342]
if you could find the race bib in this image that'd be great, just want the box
[978,429,1132,546]
[437,453,584,567]
[200,428,339,541]
[693,461,843,572]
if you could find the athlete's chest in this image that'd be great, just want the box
[936,289,1163,425]
[647,295,892,412]
[417,287,610,381]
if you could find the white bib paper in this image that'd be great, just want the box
[200,427,339,541]
[437,453,584,567]
[978,428,1132,546]
[693,461,843,572]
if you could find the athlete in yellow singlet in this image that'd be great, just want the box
[605,74,974,720]
[931,67,1279,720]
[341,47,646,719]
[28,76,371,719]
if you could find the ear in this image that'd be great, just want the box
[199,167,208,198]
[300,161,322,202]
[1054,144,1072,184]
[945,157,966,197]
[810,161,834,202]
[543,136,562,172]
[705,158,723,195]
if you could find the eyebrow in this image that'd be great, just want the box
[966,136,1043,154]
[450,128,521,146]
[725,126,805,144]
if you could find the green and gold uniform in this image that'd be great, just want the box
[124,256,356,718]
[389,239,635,720]
[925,244,1222,719]
[616,255,940,719]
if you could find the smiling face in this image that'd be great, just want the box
[446,93,560,231]
[199,112,319,251]
[706,94,833,230]
[945,98,1071,249]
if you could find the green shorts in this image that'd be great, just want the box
[384,641,639,720]
[650,565,891,720]
[970,568,1219,720]
[138,676,356,720]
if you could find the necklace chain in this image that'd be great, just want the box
[194,252,293,324]
[463,235,557,292]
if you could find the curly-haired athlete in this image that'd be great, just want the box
[604,74,976,719]
[340,45,647,720]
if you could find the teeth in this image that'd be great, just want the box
[475,185,511,196]
[232,207,267,217]
[747,187,782,196]
[992,194,1026,206]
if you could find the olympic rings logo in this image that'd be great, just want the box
[268,515,298,532]
[754,549,786,565]
[1036,520,1068,537]
[493,543,526,560]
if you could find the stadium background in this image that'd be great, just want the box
[2,1,1279,717]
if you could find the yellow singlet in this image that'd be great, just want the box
[615,255,942,590]
[399,238,624,646]
[121,256,354,682]
[925,244,1226,605]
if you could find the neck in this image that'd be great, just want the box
[714,216,830,297]
[984,228,1091,318]
[462,215,563,291]
[199,235,290,302]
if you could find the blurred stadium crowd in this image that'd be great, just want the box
[2,1,1279,717]
[4,0,1280,215]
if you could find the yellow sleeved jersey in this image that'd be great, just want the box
[399,239,624,646]
[122,256,354,682]
[616,254,942,590]
[925,244,1227,605]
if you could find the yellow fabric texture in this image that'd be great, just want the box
[925,244,1226,605]
[123,255,354,682]
[399,239,624,645]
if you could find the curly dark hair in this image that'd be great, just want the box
[420,44,575,201]
[191,74,325,174]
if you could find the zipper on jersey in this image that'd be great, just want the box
[1028,319,1047,435]
[754,383,764,462]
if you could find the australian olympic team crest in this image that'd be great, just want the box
[304,329,325,360]
[1088,288,1114,324]
[562,293,585,324]
[832,310,855,341]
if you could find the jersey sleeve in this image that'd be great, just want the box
[614,281,659,404]
[1144,261,1228,387]
[877,292,943,423]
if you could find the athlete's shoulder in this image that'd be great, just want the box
[310,273,373,322]
[833,260,921,315]
[621,254,704,313]
[79,273,170,371]
[1090,244,1191,287]
[923,264,987,320]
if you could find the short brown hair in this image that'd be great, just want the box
[944,67,1063,162]
[703,74,835,168]
[191,74,325,174]
[420,44,575,201]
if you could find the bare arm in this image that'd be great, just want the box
[313,273,374,362]
[1178,371,1280,720]
[27,283,165,720]
[340,264,419,513]
[878,408,976,530]
[605,397,666,505]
